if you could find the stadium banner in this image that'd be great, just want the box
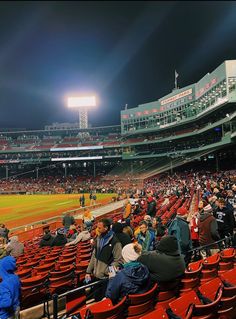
[0,159,19,164]
[50,146,103,152]
[51,156,103,161]
[160,88,192,106]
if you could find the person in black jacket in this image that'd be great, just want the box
[147,197,157,218]
[214,198,235,239]
[112,222,132,247]
[138,235,185,285]
[51,228,67,246]
[39,229,55,247]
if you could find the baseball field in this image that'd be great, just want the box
[0,193,115,229]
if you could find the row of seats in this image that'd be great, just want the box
[74,266,236,319]
[16,240,92,309]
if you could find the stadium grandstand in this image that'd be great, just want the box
[0,60,235,182]
[0,60,236,319]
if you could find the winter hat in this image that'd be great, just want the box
[177,206,188,216]
[144,215,152,221]
[57,228,65,235]
[156,235,179,255]
[148,197,153,203]
[203,204,213,214]
[122,243,142,263]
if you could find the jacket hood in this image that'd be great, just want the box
[0,256,16,279]
[123,262,149,286]
[199,213,212,222]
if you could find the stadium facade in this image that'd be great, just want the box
[0,60,235,179]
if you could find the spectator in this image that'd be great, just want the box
[122,225,134,240]
[0,237,7,259]
[198,204,220,257]
[123,200,132,219]
[112,222,132,247]
[0,224,9,241]
[0,256,20,319]
[138,235,185,284]
[67,225,78,241]
[105,243,150,304]
[214,198,235,239]
[39,229,54,247]
[133,202,141,216]
[6,236,24,258]
[137,221,156,252]
[83,209,94,230]
[51,228,67,247]
[154,217,166,239]
[147,196,156,217]
[168,206,192,261]
[65,224,91,246]
[85,218,122,300]
[190,212,199,248]
[62,212,75,233]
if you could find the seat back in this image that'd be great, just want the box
[127,284,158,317]
[169,290,200,318]
[80,297,127,319]
[194,284,223,317]
[139,307,168,318]
[128,283,158,305]
[198,277,223,300]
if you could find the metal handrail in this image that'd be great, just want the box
[52,279,108,319]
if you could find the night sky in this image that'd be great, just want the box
[0,1,236,130]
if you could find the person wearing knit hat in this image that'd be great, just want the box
[198,202,220,257]
[177,206,188,217]
[105,243,150,304]
[168,207,192,261]
[138,235,185,284]
[51,228,67,247]
[122,243,141,262]
[203,204,213,214]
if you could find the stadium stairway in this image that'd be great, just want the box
[74,199,127,220]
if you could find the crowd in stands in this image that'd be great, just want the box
[0,175,135,194]
[0,169,235,318]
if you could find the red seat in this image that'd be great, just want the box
[32,262,55,276]
[20,273,49,309]
[139,307,168,318]
[169,291,196,319]
[220,248,235,262]
[79,296,127,319]
[16,268,31,279]
[127,283,158,318]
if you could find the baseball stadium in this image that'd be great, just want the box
[0,2,236,319]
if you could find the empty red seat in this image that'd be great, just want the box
[79,296,127,319]
[126,283,158,318]
[139,307,168,319]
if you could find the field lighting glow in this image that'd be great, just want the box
[67,96,96,108]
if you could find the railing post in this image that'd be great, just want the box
[53,293,58,319]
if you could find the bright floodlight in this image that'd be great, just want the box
[67,95,97,129]
[67,96,96,108]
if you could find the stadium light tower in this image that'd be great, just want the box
[67,96,96,129]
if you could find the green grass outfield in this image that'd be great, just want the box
[0,193,115,228]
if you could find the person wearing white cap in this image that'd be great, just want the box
[105,243,150,304]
